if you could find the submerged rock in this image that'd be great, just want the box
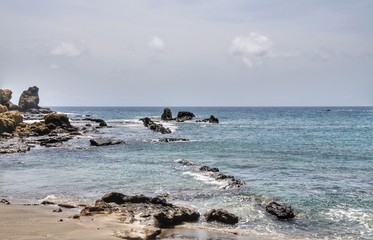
[158,138,189,142]
[266,201,295,220]
[175,159,196,166]
[161,108,173,121]
[197,115,219,124]
[90,138,125,146]
[204,209,239,225]
[200,166,219,172]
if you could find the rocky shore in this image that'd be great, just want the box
[1,87,297,239]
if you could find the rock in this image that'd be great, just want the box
[0,137,31,154]
[41,201,55,205]
[58,203,76,209]
[18,86,40,111]
[176,111,196,122]
[114,226,161,240]
[5,102,21,111]
[175,159,196,166]
[97,192,200,228]
[265,201,295,220]
[204,209,239,225]
[53,208,63,213]
[140,117,171,134]
[197,115,219,124]
[0,104,8,113]
[200,166,219,172]
[0,89,13,105]
[44,113,72,128]
[37,135,73,147]
[158,138,189,142]
[153,206,200,228]
[90,138,124,146]
[0,199,10,205]
[161,108,173,121]
[0,110,23,134]
[83,118,107,127]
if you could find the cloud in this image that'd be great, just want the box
[312,48,332,61]
[51,42,85,57]
[230,33,275,68]
[148,36,165,51]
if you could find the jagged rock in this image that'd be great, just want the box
[197,115,219,124]
[161,108,173,121]
[140,117,171,134]
[44,113,71,128]
[0,89,12,105]
[0,111,23,134]
[200,166,219,172]
[93,192,200,229]
[176,111,196,122]
[0,199,10,205]
[0,104,8,113]
[266,201,295,220]
[204,209,239,225]
[90,138,125,146]
[18,86,40,111]
[37,135,73,147]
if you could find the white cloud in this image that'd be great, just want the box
[312,48,332,61]
[51,42,84,57]
[49,64,60,69]
[148,36,165,51]
[230,33,274,68]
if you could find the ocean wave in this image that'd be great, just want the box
[182,171,227,187]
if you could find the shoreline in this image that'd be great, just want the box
[0,202,280,240]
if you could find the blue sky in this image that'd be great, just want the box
[0,0,372,106]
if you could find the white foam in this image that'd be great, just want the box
[324,207,373,233]
[23,119,42,124]
[183,171,226,187]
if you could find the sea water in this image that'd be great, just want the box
[1,107,372,239]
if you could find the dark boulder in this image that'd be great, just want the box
[204,209,239,225]
[90,138,124,146]
[176,111,196,122]
[158,138,189,142]
[83,118,107,127]
[200,166,219,172]
[0,199,10,205]
[0,89,12,105]
[5,102,21,111]
[266,201,295,220]
[161,108,173,121]
[101,192,126,204]
[154,206,200,228]
[197,115,219,124]
[175,159,196,166]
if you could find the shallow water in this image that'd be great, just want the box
[1,107,372,239]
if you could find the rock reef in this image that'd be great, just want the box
[140,117,171,134]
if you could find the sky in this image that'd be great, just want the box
[0,0,372,106]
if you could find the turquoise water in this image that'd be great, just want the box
[1,107,372,239]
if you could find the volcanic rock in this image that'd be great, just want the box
[176,111,196,122]
[266,201,295,220]
[161,108,173,121]
[0,89,12,105]
[140,117,171,134]
[204,209,239,224]
[197,115,219,124]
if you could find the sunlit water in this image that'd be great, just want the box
[1,107,372,239]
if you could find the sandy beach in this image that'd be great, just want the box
[0,203,280,240]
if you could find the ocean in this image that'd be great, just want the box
[1,106,372,239]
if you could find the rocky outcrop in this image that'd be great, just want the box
[197,115,219,124]
[198,165,245,189]
[161,108,173,121]
[18,86,40,111]
[158,138,189,142]
[90,138,125,146]
[204,209,239,225]
[6,102,21,111]
[176,111,196,122]
[200,166,219,172]
[83,118,107,127]
[0,89,12,105]
[140,117,171,134]
[265,201,295,220]
[81,192,200,237]
[44,113,71,128]
[0,110,23,134]
[0,104,7,113]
